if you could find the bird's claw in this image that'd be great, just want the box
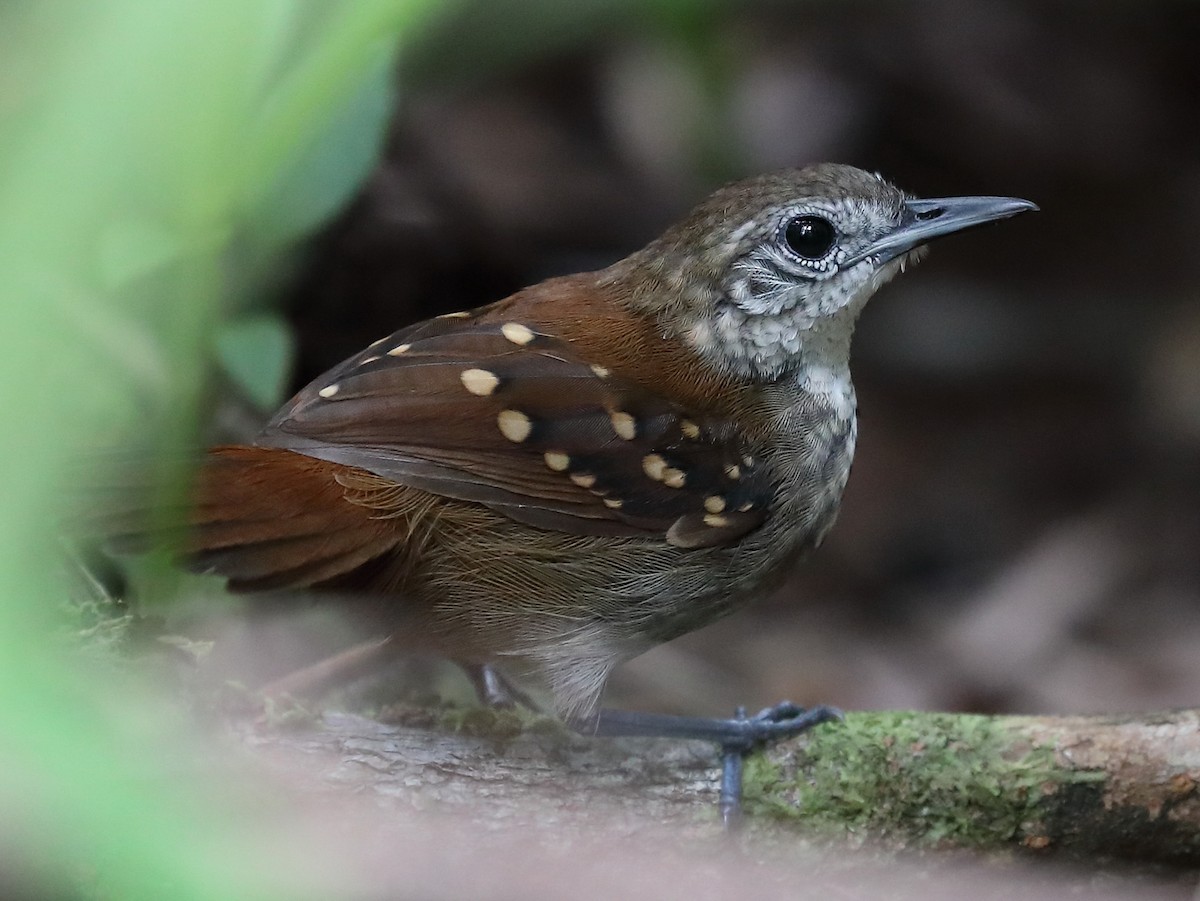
[717,702,842,830]
[721,702,843,754]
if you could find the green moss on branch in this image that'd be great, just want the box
[744,711,1105,849]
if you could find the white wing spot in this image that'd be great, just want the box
[662,467,686,488]
[388,343,412,356]
[501,322,535,346]
[704,495,726,514]
[603,497,623,509]
[610,411,637,440]
[439,311,471,319]
[590,363,611,378]
[318,384,339,398]
[544,451,570,472]
[570,472,596,489]
[704,513,731,528]
[460,368,500,396]
[724,464,741,480]
[681,419,701,439]
[497,409,532,442]
[642,454,667,481]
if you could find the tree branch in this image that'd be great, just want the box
[239,707,1200,864]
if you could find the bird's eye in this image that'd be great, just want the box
[783,215,835,260]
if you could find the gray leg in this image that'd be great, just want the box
[578,701,842,829]
[461,662,543,712]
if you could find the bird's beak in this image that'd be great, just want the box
[844,195,1038,266]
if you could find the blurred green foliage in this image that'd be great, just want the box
[402,0,727,80]
[216,315,296,412]
[402,0,742,181]
[0,1,442,896]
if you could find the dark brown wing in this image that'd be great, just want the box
[257,311,769,548]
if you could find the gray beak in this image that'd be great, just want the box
[844,195,1038,266]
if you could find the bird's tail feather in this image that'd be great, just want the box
[88,445,405,593]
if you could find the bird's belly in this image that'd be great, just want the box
[405,411,855,714]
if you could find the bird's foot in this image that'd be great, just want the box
[463,666,840,829]
[714,703,842,829]
[583,701,842,830]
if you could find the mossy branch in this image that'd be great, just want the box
[746,710,1200,863]
[241,706,1200,865]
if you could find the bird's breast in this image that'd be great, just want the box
[750,367,859,562]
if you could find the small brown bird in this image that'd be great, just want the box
[176,163,1034,818]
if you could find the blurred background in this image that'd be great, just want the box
[5,0,1200,896]
[259,0,1200,719]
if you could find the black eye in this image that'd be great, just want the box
[783,215,835,260]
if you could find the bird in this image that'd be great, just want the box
[157,163,1035,822]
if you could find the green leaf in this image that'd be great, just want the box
[215,314,296,410]
[248,46,398,244]
[0,1,446,897]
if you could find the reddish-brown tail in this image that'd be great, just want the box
[185,446,407,593]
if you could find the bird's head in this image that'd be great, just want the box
[615,163,1036,381]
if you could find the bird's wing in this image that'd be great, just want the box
[257,311,769,548]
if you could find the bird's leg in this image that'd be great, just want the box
[455,666,841,825]
[578,702,842,829]
[461,662,544,712]
[395,658,839,826]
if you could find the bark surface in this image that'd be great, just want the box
[239,706,1200,864]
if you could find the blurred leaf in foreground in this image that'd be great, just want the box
[0,0,443,896]
[216,314,297,412]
